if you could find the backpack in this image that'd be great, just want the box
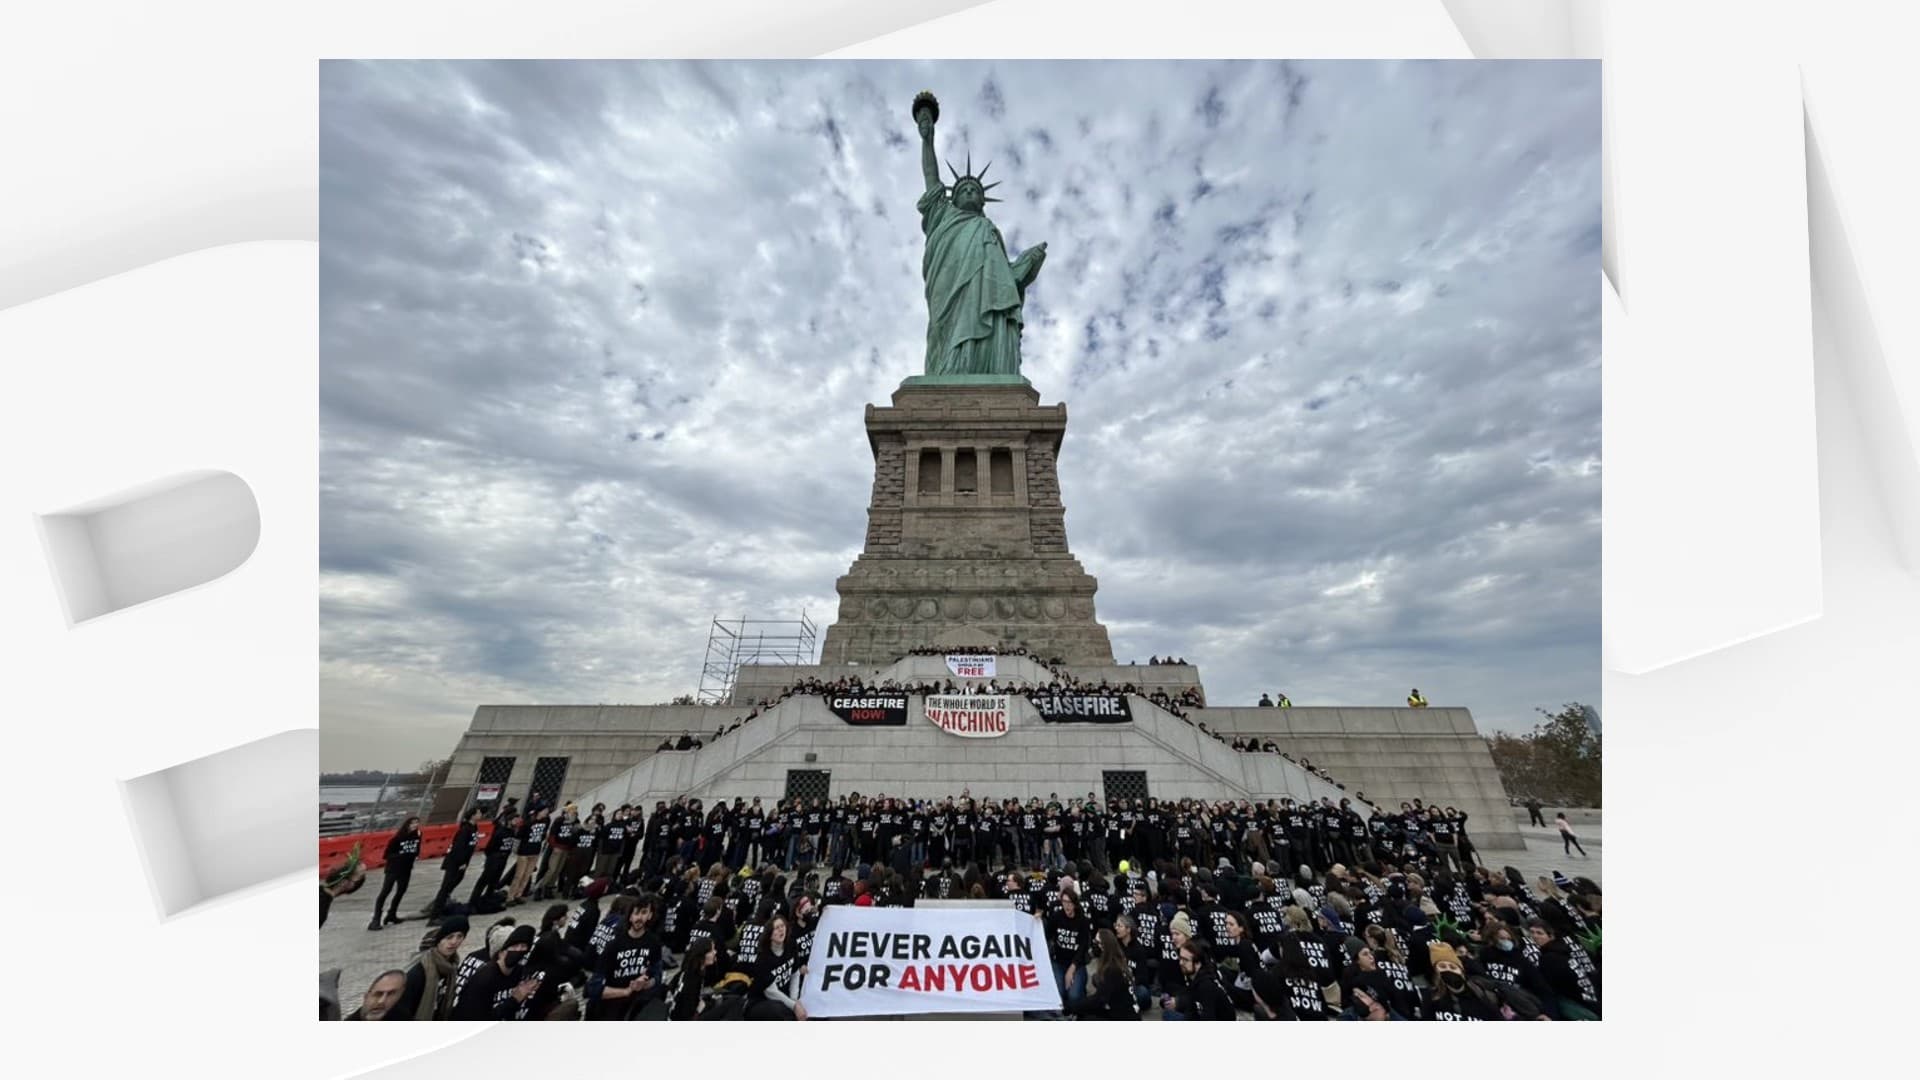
[1468,974,1545,1020]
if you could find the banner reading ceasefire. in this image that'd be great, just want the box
[924,694,1010,737]
[945,653,996,678]
[825,693,909,726]
[1030,691,1133,724]
[798,905,1060,1017]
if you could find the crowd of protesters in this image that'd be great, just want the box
[656,666,1210,757]
[325,788,1596,1021]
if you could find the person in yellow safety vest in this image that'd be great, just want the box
[1277,693,1292,708]
[1407,688,1428,708]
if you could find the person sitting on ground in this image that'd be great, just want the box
[344,971,408,1021]
[393,916,470,1020]
[1164,939,1236,1020]
[1069,929,1142,1020]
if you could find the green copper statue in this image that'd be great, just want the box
[912,91,1046,379]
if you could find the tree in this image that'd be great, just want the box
[669,693,696,706]
[1485,702,1602,807]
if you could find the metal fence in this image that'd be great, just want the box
[318,779,440,837]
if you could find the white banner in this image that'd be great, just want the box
[945,653,996,678]
[924,694,1010,738]
[798,905,1059,1017]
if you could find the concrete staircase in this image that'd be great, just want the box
[574,681,1367,812]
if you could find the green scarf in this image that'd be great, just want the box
[413,947,460,1021]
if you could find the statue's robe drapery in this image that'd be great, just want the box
[918,182,1027,377]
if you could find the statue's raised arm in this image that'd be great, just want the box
[908,90,1034,381]
[914,91,941,192]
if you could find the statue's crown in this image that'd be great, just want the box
[944,151,1002,202]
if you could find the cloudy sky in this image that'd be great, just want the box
[319,60,1600,770]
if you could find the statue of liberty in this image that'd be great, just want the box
[911,91,1047,379]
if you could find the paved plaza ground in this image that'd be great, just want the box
[321,809,1600,1018]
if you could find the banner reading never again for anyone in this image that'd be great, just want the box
[798,905,1060,1017]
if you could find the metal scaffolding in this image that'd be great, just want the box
[697,612,819,704]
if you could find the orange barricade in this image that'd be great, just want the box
[319,821,494,874]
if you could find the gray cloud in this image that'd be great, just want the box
[320,60,1600,769]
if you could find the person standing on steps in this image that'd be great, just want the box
[506,807,549,905]
[1555,812,1589,858]
[369,817,422,930]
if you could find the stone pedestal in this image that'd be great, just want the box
[818,381,1115,665]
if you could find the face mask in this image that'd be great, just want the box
[1497,939,1515,952]
[1440,971,1466,991]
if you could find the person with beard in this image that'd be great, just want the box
[1043,886,1092,1007]
[592,894,665,1020]
[1068,929,1141,1020]
[467,811,520,909]
[344,971,408,1021]
[423,809,482,920]
[1164,939,1236,1020]
[1422,941,1499,1020]
[449,924,540,1020]
[1153,911,1195,1011]
[390,915,470,1021]
[1529,918,1601,1019]
[744,911,808,1020]
[369,817,424,930]
[447,917,515,1015]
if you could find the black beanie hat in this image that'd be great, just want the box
[435,915,470,943]
[506,924,536,949]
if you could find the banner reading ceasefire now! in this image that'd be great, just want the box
[798,905,1060,1017]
